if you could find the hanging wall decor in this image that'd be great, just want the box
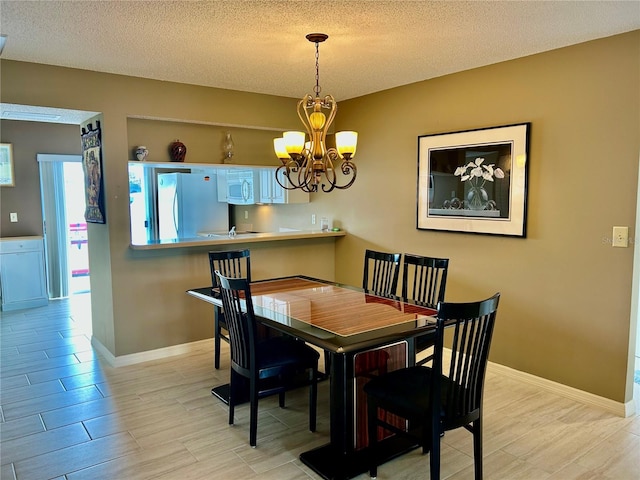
[417,123,530,237]
[81,121,106,224]
[0,143,15,186]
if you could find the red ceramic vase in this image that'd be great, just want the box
[169,140,187,162]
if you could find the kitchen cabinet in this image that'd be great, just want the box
[0,236,48,311]
[217,168,258,205]
[259,167,309,204]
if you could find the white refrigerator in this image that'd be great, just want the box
[157,172,229,240]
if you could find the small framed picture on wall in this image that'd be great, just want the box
[0,143,15,187]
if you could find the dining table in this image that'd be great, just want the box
[187,275,437,480]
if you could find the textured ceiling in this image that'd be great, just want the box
[0,0,638,105]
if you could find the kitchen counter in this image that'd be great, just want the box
[129,229,346,250]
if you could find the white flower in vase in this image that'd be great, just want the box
[454,157,504,210]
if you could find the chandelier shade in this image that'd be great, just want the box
[274,33,358,193]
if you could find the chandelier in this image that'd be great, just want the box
[273,33,358,193]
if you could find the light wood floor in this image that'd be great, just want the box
[1,295,639,479]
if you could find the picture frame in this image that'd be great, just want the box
[417,123,530,237]
[81,121,106,224]
[0,143,15,187]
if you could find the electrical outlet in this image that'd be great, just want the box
[244,210,248,219]
[311,214,316,225]
[612,226,629,248]
[10,212,17,223]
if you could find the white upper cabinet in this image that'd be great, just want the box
[217,168,258,205]
[259,168,309,204]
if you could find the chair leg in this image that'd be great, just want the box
[249,376,259,447]
[228,371,235,425]
[367,398,379,479]
[309,367,317,432]
[214,309,221,370]
[279,392,285,408]
[429,422,441,480]
[473,418,483,480]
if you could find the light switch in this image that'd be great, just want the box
[10,212,17,223]
[612,226,629,248]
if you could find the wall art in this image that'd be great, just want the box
[81,121,106,224]
[417,123,529,237]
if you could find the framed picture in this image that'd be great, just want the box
[417,123,530,237]
[81,122,106,224]
[0,143,15,187]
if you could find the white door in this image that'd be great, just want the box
[37,154,90,297]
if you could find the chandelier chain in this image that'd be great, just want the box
[314,41,321,97]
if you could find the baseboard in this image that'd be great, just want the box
[90,336,214,368]
[488,361,634,418]
[89,338,634,417]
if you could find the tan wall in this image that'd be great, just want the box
[126,118,280,166]
[312,31,639,403]
[1,31,638,402]
[0,121,81,236]
[0,61,332,357]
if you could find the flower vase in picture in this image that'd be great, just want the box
[466,185,489,210]
[169,140,187,162]
[134,146,148,161]
[454,157,504,211]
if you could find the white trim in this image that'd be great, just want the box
[488,361,634,418]
[36,154,82,163]
[91,336,214,368]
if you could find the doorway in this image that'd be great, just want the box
[37,154,91,299]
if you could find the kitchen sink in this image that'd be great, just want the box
[198,231,261,238]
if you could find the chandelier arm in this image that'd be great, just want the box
[275,164,299,190]
[298,155,316,192]
[334,160,357,190]
[298,95,315,140]
[320,151,337,193]
[322,95,337,148]
[321,148,357,191]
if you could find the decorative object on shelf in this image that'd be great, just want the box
[0,143,15,187]
[169,139,187,162]
[417,123,530,237]
[80,121,106,224]
[134,146,149,162]
[223,132,234,163]
[273,33,358,193]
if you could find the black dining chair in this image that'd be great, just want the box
[324,249,402,376]
[347,249,403,443]
[209,249,251,370]
[363,249,402,297]
[364,293,500,480]
[215,272,320,447]
[401,253,449,366]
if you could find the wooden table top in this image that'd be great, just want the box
[248,277,436,337]
[188,276,437,353]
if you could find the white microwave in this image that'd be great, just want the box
[217,169,257,205]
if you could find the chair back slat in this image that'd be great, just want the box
[363,249,401,298]
[216,273,257,375]
[209,250,251,289]
[401,254,449,307]
[433,294,500,427]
